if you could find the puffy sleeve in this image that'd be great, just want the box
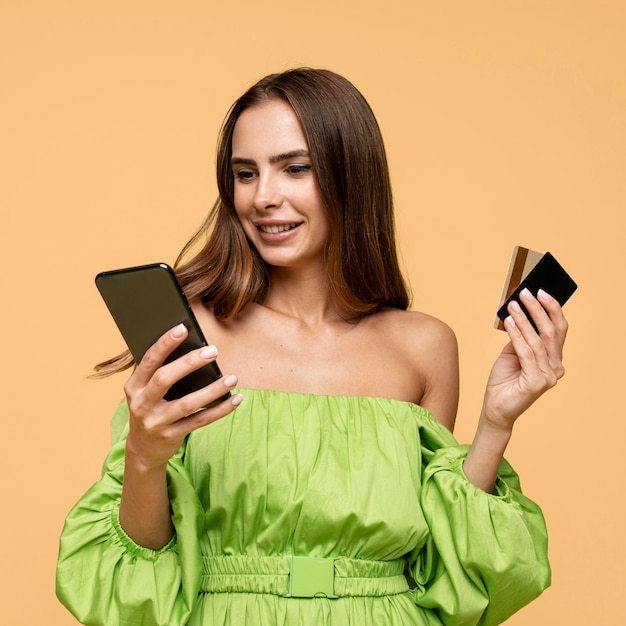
[409,419,551,626]
[56,402,204,626]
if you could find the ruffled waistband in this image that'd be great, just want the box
[200,555,409,598]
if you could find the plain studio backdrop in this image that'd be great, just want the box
[1,1,624,624]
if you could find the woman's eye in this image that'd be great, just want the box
[234,169,256,181]
[286,164,311,175]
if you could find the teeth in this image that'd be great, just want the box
[259,224,297,234]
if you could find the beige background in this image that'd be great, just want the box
[1,1,624,624]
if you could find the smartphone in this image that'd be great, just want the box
[95,263,230,402]
[496,248,577,332]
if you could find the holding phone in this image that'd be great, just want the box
[95,263,230,402]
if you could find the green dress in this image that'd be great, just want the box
[56,389,550,625]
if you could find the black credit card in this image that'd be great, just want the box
[496,250,577,332]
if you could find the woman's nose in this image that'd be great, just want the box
[252,172,283,211]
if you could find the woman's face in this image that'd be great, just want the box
[231,99,329,274]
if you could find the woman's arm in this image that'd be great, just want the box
[418,319,460,432]
[119,323,241,548]
[463,288,568,492]
[56,403,208,626]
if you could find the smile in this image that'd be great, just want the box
[258,223,300,234]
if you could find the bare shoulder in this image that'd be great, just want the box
[371,308,457,356]
[370,308,459,429]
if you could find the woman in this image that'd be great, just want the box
[57,68,567,625]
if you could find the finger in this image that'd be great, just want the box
[535,291,567,379]
[520,289,567,375]
[507,293,544,344]
[503,310,559,392]
[517,288,568,344]
[169,381,244,439]
[505,297,555,370]
[143,343,221,406]
[512,290,559,356]
[130,324,189,390]
[537,289,569,341]
[517,289,552,334]
[169,372,240,419]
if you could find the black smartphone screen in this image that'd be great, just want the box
[95,263,229,402]
[496,252,577,332]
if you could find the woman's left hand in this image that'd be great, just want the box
[482,288,569,432]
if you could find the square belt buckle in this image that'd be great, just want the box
[285,556,338,599]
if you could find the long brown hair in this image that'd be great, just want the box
[95,68,410,376]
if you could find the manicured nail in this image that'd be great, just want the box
[172,323,187,338]
[223,374,238,388]
[509,300,522,313]
[200,345,218,359]
[520,288,534,301]
[231,393,244,407]
[505,315,516,328]
[537,289,551,301]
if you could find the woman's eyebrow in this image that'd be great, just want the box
[269,149,309,164]
[230,157,255,166]
[230,149,310,167]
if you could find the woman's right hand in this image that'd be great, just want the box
[123,323,241,471]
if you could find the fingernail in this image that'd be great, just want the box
[505,315,516,328]
[200,345,218,359]
[520,288,534,301]
[509,300,522,313]
[231,393,244,407]
[172,323,187,338]
[223,374,238,388]
[537,289,551,301]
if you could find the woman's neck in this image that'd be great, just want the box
[262,266,342,326]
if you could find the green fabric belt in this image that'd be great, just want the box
[200,555,409,598]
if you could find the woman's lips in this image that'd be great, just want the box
[258,223,300,234]
[255,222,303,240]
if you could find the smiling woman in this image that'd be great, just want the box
[57,68,568,626]
[230,101,329,274]
[172,68,410,321]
